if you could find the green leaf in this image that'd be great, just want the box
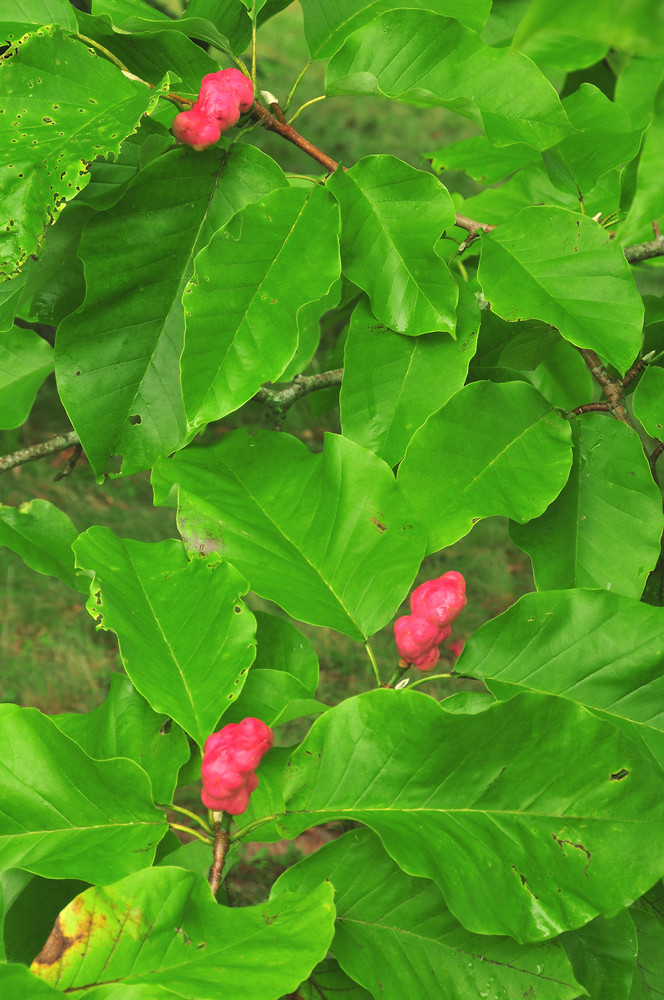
[397,380,573,553]
[629,890,664,998]
[514,0,664,58]
[547,84,644,195]
[327,157,457,336]
[527,337,595,409]
[459,588,664,769]
[280,689,664,942]
[52,674,190,804]
[0,273,26,332]
[560,910,637,1000]
[301,0,492,60]
[340,294,476,466]
[0,499,87,593]
[56,145,286,476]
[0,0,76,39]
[253,611,320,691]
[0,704,167,883]
[511,416,663,598]
[299,960,372,1000]
[30,868,335,999]
[0,964,61,999]
[19,202,89,326]
[185,0,293,55]
[478,206,644,374]
[0,327,53,428]
[275,828,584,999]
[280,278,342,382]
[73,529,256,748]
[326,9,573,150]
[427,134,538,184]
[0,26,169,278]
[152,430,427,640]
[2,872,87,966]
[180,184,340,429]
[633,365,664,438]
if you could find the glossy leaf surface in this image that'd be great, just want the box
[153,430,426,640]
[0,705,166,883]
[57,145,287,476]
[633,365,664,439]
[0,499,87,593]
[397,380,573,553]
[53,675,190,804]
[478,207,644,374]
[0,27,168,278]
[326,10,572,149]
[276,827,583,999]
[0,327,53,428]
[30,867,335,999]
[73,529,256,747]
[460,589,664,767]
[511,416,663,598]
[280,689,664,942]
[340,296,476,465]
[181,184,340,428]
[327,157,457,335]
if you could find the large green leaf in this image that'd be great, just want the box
[19,202,89,326]
[629,888,664,998]
[30,867,335,999]
[56,145,286,476]
[73,529,256,748]
[152,430,426,641]
[327,156,457,336]
[279,688,664,942]
[427,133,538,184]
[340,294,476,466]
[180,184,340,429]
[546,84,644,196]
[0,499,87,593]
[275,828,583,999]
[397,380,573,553]
[300,960,372,1000]
[0,704,166,883]
[514,0,664,58]
[300,0,491,60]
[0,0,76,40]
[478,206,644,374]
[511,416,663,597]
[0,327,53,429]
[0,964,61,999]
[0,26,169,278]
[326,9,572,150]
[633,365,664,438]
[560,910,637,1000]
[184,0,293,55]
[52,675,190,804]
[2,872,87,966]
[459,589,664,768]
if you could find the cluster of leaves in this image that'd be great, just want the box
[2,0,664,998]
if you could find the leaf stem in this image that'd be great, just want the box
[364,640,382,687]
[284,59,313,112]
[169,823,212,844]
[407,672,454,690]
[288,95,326,126]
[383,660,411,689]
[251,9,257,87]
[229,813,279,843]
[163,802,213,833]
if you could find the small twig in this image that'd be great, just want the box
[566,402,612,417]
[578,349,632,425]
[624,234,664,263]
[208,813,232,895]
[53,443,83,481]
[454,214,496,235]
[0,430,81,474]
[622,356,650,387]
[250,103,340,174]
[255,369,343,429]
[650,442,664,470]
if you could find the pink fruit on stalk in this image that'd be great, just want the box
[201,717,273,815]
[200,68,254,112]
[394,614,441,662]
[411,645,440,671]
[172,105,222,150]
[410,571,467,626]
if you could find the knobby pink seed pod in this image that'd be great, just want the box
[394,571,466,671]
[201,717,273,815]
[172,68,254,150]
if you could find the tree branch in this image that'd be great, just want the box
[577,349,632,426]
[624,235,664,263]
[255,369,343,429]
[0,430,81,474]
[251,102,340,174]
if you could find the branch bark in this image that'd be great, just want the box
[0,430,81,474]
[255,369,343,429]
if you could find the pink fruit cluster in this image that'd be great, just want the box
[394,571,466,671]
[172,69,254,151]
[201,717,273,815]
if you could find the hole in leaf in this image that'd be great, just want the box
[129,414,142,425]
[610,769,629,781]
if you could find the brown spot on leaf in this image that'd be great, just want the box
[370,516,386,532]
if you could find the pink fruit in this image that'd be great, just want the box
[172,105,222,150]
[394,614,441,661]
[411,645,440,671]
[201,717,273,816]
[410,571,467,626]
[200,69,254,113]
